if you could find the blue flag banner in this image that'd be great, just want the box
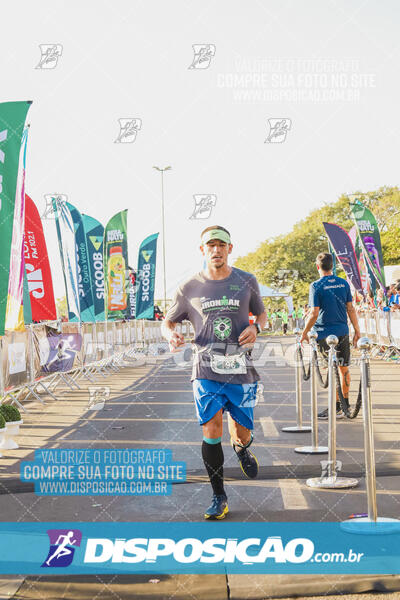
[67,203,95,322]
[323,222,363,295]
[53,197,80,321]
[82,214,105,321]
[0,522,399,574]
[135,233,159,320]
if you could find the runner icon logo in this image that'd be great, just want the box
[42,529,82,568]
[114,118,142,143]
[265,118,291,143]
[213,317,232,340]
[35,44,63,69]
[189,194,217,220]
[41,194,68,220]
[188,44,216,69]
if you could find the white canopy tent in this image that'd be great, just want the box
[258,284,294,314]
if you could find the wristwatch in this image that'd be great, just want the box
[253,323,261,334]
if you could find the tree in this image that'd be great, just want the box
[235,186,400,304]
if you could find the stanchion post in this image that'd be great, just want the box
[342,337,400,530]
[359,337,377,521]
[295,330,328,454]
[282,328,311,433]
[307,335,358,489]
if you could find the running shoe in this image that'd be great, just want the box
[233,444,259,478]
[318,406,344,420]
[204,494,229,520]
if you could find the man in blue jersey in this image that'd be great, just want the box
[300,252,361,419]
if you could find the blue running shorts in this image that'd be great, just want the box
[192,378,258,430]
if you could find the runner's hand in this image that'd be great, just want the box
[353,331,360,348]
[238,325,257,346]
[299,332,309,345]
[168,331,185,353]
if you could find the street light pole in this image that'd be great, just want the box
[153,165,171,315]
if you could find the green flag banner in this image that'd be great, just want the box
[22,270,32,324]
[350,201,385,291]
[0,101,31,335]
[104,209,129,320]
[135,233,159,320]
[67,202,95,322]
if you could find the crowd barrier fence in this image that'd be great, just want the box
[356,308,400,361]
[0,320,165,412]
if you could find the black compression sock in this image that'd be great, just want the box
[202,439,225,496]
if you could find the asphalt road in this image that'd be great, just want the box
[1,335,400,599]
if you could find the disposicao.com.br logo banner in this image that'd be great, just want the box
[0,522,399,575]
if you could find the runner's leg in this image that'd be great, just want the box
[339,366,350,397]
[202,410,225,496]
[227,414,258,479]
[227,415,251,446]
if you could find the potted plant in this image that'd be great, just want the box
[0,405,23,450]
[0,414,6,456]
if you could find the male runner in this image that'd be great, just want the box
[162,225,267,520]
[300,252,361,419]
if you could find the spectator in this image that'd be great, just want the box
[390,284,400,310]
[281,308,289,335]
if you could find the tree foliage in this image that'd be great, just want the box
[235,186,400,304]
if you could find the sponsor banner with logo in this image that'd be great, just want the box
[349,224,377,297]
[350,201,386,291]
[24,194,57,321]
[0,522,399,574]
[37,325,82,374]
[67,203,95,322]
[104,209,129,320]
[5,125,30,332]
[0,330,29,392]
[323,222,363,295]
[135,233,159,320]
[0,101,31,335]
[81,214,105,321]
[53,198,80,321]
[348,225,369,296]
[127,268,136,319]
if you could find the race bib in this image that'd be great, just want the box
[210,352,247,375]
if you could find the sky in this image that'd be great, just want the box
[1,0,399,301]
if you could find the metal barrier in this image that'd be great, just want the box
[356,308,400,361]
[306,335,358,489]
[342,337,399,529]
[295,330,328,454]
[282,329,311,434]
[0,320,163,411]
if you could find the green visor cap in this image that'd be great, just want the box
[201,229,231,245]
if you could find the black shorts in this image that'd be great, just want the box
[317,334,350,367]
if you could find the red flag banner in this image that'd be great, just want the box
[24,194,57,321]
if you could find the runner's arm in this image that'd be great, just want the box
[300,307,319,344]
[255,311,268,331]
[346,301,361,347]
[238,311,267,345]
[161,319,185,351]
